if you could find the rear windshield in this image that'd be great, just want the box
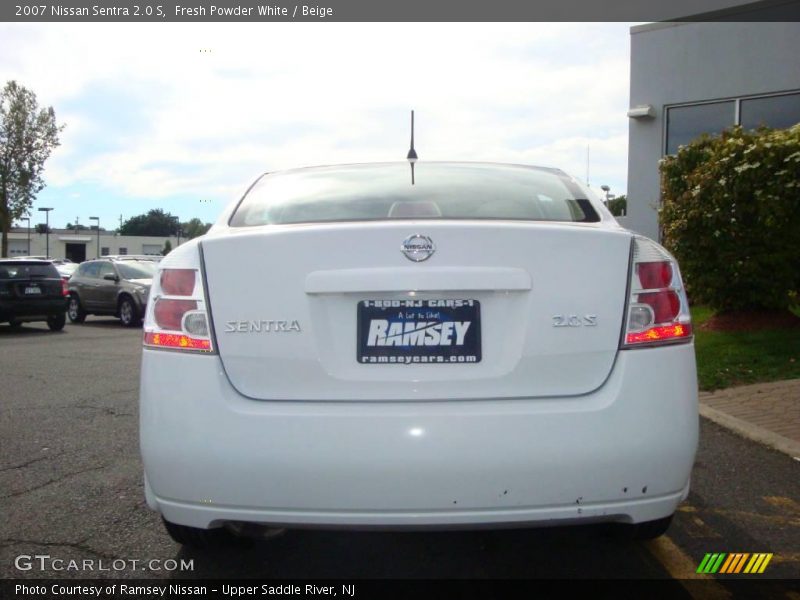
[0,262,59,279]
[117,262,156,280]
[230,163,600,227]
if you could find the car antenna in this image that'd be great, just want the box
[406,110,418,185]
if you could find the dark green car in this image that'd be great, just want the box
[67,258,156,327]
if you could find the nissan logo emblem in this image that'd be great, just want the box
[401,234,435,262]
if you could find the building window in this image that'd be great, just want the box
[666,101,735,155]
[101,247,110,256]
[740,92,800,130]
[665,91,800,156]
[119,247,128,255]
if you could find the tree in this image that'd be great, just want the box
[162,240,172,256]
[119,209,180,237]
[181,217,212,239]
[607,195,627,217]
[65,222,89,230]
[0,81,63,257]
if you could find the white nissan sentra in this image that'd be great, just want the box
[139,162,698,546]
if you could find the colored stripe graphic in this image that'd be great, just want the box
[744,554,761,574]
[753,552,772,573]
[733,553,749,573]
[719,554,736,573]
[697,553,727,574]
[702,553,774,574]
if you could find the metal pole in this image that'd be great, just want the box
[23,217,30,255]
[38,208,54,257]
[90,216,100,258]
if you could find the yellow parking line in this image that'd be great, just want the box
[644,536,731,599]
[773,552,800,564]
[763,496,800,517]
[708,508,800,527]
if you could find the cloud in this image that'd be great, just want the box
[0,22,632,210]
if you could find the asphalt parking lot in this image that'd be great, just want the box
[1,319,799,592]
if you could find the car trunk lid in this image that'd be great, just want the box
[201,221,632,400]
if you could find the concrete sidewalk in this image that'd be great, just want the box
[699,378,800,459]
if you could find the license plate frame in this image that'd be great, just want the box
[357,299,482,365]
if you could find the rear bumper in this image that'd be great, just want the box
[0,298,68,321]
[140,344,698,529]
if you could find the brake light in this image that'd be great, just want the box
[623,237,692,348]
[144,332,211,351]
[161,269,196,296]
[143,260,213,353]
[637,261,673,289]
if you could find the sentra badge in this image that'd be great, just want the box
[224,320,301,333]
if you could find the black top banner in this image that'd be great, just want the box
[3,0,800,22]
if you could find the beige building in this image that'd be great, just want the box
[2,227,183,261]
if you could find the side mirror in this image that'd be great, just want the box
[103,274,119,282]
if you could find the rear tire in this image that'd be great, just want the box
[162,519,237,549]
[47,313,66,331]
[118,296,140,327]
[67,295,87,323]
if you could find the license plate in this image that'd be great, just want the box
[24,286,41,295]
[357,299,481,365]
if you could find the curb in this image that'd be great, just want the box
[699,403,800,460]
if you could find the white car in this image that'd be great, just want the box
[139,162,698,546]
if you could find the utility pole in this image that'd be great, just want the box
[90,216,100,258]
[22,216,30,255]
[586,144,590,187]
[38,207,53,258]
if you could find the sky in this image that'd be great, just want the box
[1,22,634,230]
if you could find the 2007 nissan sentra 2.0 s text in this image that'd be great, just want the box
[139,162,698,547]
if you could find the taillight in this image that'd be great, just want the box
[622,237,692,348]
[154,299,198,331]
[143,265,213,353]
[61,279,69,296]
[161,269,195,296]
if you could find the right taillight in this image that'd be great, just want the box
[143,266,214,352]
[622,236,692,348]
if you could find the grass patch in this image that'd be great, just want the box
[692,306,800,391]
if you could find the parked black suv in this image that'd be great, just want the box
[67,258,156,327]
[0,260,68,330]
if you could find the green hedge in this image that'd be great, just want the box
[659,125,800,312]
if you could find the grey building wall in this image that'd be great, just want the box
[626,20,800,240]
[3,228,182,260]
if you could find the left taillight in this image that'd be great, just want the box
[622,236,693,348]
[143,265,214,353]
